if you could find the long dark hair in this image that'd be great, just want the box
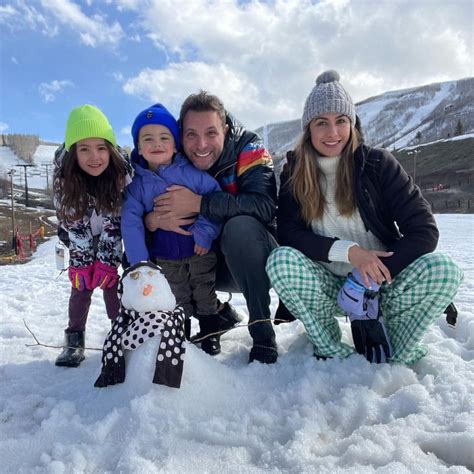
[290,123,361,223]
[55,141,128,221]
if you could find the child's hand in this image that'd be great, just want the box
[194,244,209,256]
[92,261,119,289]
[68,264,94,291]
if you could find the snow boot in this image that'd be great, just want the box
[190,300,241,343]
[217,301,243,331]
[273,299,296,325]
[197,314,221,356]
[249,336,278,364]
[55,330,85,367]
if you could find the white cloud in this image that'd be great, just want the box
[120,126,131,136]
[0,5,16,19]
[122,0,473,128]
[0,122,9,133]
[0,1,57,36]
[38,80,74,103]
[123,62,282,127]
[40,0,123,48]
[113,72,124,82]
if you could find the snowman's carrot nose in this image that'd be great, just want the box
[143,284,153,296]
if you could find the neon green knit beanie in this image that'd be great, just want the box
[65,104,117,151]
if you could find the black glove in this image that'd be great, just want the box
[337,269,392,363]
[351,318,391,363]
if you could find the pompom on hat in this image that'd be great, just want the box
[65,104,116,151]
[131,103,180,150]
[302,70,356,129]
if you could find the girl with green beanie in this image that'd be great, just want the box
[54,104,132,368]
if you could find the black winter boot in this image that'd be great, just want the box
[273,299,296,325]
[217,301,242,331]
[55,330,85,367]
[190,301,241,343]
[249,336,278,364]
[197,314,221,356]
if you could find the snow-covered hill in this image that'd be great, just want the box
[0,214,473,472]
[0,144,57,190]
[256,77,473,155]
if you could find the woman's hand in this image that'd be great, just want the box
[348,246,394,287]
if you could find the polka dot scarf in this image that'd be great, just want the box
[95,296,186,389]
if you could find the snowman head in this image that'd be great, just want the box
[120,262,176,313]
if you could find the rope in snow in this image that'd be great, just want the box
[23,317,293,351]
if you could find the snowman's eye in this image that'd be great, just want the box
[148,271,154,277]
[130,271,141,280]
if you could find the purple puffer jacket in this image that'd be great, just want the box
[122,152,222,265]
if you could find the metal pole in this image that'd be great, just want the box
[407,149,419,185]
[413,150,417,185]
[15,164,34,207]
[8,169,16,249]
[24,165,29,207]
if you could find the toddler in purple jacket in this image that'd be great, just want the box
[121,103,223,355]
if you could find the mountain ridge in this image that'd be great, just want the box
[256,77,473,156]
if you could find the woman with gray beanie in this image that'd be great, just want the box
[266,70,463,364]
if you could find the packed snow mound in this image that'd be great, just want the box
[0,214,473,472]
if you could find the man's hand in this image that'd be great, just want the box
[194,243,209,256]
[154,185,202,217]
[348,246,393,287]
[144,211,194,234]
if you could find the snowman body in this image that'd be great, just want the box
[122,265,176,385]
[95,262,187,389]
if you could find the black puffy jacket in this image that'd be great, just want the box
[277,144,439,277]
[200,114,277,232]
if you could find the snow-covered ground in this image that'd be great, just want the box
[0,215,473,473]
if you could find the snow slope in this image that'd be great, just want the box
[0,145,57,190]
[0,215,473,473]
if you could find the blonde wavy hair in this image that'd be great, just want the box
[290,123,361,224]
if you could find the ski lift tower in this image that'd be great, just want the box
[7,169,16,249]
[15,163,34,207]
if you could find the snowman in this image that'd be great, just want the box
[94,262,187,389]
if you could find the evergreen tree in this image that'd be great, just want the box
[454,119,464,137]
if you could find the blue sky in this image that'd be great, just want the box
[0,0,472,147]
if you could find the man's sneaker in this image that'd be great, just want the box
[249,337,278,364]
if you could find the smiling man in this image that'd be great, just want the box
[145,91,278,363]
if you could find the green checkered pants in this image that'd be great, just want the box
[266,247,463,364]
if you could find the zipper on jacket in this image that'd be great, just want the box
[213,162,235,179]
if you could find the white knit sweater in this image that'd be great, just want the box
[310,156,386,276]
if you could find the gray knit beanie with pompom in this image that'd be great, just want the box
[302,70,355,128]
